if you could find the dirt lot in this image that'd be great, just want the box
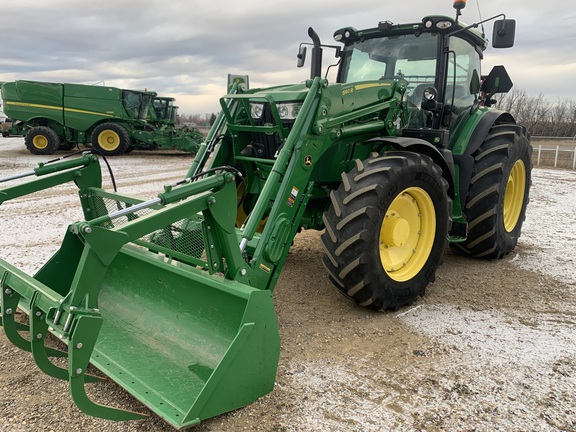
[0,137,575,432]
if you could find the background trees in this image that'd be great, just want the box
[497,89,576,137]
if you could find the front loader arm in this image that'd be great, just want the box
[0,153,102,205]
[211,77,406,292]
[210,77,325,291]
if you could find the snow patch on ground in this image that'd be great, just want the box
[514,168,576,284]
[400,304,576,365]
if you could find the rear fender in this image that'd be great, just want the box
[450,109,518,215]
[453,109,516,157]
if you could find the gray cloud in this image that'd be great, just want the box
[1,0,573,113]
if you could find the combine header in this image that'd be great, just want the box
[0,2,530,429]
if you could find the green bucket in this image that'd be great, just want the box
[0,162,280,428]
[90,245,280,428]
[0,242,280,429]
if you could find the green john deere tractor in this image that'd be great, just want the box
[0,2,530,429]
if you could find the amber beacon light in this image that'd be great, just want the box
[453,0,466,12]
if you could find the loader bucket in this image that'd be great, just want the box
[90,246,280,428]
[1,242,280,429]
[0,161,280,429]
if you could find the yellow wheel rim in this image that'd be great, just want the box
[503,159,526,232]
[379,187,436,282]
[33,135,48,150]
[97,130,120,151]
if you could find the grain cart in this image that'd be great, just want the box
[0,81,202,155]
[0,2,530,429]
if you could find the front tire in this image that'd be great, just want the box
[452,123,532,258]
[321,152,450,311]
[91,123,130,155]
[25,126,59,155]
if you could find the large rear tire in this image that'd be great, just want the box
[452,123,532,258]
[25,126,59,155]
[321,152,450,311]
[91,123,130,155]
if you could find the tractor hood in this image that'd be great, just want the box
[239,78,406,127]
[242,82,310,103]
[316,79,405,121]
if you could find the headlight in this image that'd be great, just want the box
[423,87,438,101]
[276,102,302,120]
[250,102,302,120]
[250,103,264,119]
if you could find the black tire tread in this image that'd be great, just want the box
[25,126,59,155]
[453,123,532,258]
[321,151,450,311]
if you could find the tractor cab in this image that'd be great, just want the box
[299,1,516,146]
[336,11,514,132]
[150,96,178,126]
[122,89,156,120]
[335,16,484,133]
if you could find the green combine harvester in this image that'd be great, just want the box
[0,2,531,429]
[0,81,203,155]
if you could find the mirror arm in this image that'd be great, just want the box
[445,13,506,38]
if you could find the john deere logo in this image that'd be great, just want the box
[304,155,313,166]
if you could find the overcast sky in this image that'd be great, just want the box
[1,0,574,115]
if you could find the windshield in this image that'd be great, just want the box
[339,32,439,103]
[152,98,169,121]
[122,91,153,120]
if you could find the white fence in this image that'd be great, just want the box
[532,136,576,170]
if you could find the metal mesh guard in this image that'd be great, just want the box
[91,195,207,267]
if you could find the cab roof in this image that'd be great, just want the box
[334,15,488,51]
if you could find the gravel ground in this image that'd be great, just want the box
[0,137,575,431]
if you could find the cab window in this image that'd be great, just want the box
[445,36,481,112]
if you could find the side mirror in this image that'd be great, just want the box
[297,46,307,68]
[492,19,516,48]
